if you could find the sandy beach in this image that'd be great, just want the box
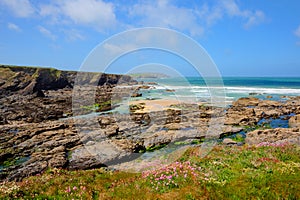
[129,99,203,112]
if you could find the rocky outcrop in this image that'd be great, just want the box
[0,65,136,124]
[1,95,300,181]
[1,67,300,181]
[0,65,140,180]
[289,114,300,128]
[0,120,81,180]
[0,65,135,97]
[232,97,260,107]
[0,65,74,97]
[224,97,300,127]
[131,92,142,97]
[245,128,300,145]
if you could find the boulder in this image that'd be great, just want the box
[258,100,282,107]
[68,141,129,169]
[222,138,238,145]
[164,123,181,130]
[289,114,300,128]
[166,89,175,92]
[143,130,174,149]
[8,161,48,181]
[220,126,243,137]
[131,92,142,97]
[232,97,260,107]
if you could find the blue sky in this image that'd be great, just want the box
[0,0,300,76]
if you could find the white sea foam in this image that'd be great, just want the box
[151,85,300,95]
[224,87,300,94]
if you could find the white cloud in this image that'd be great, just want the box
[39,3,62,23]
[243,10,266,29]
[103,43,138,56]
[37,26,56,41]
[197,0,266,29]
[196,4,223,26]
[295,25,300,46]
[221,0,243,16]
[128,0,266,36]
[1,0,266,39]
[7,22,21,32]
[294,25,300,38]
[39,0,117,32]
[221,0,266,29]
[129,0,204,36]
[0,0,35,17]
[64,29,85,41]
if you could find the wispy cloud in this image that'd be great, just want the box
[39,0,117,32]
[294,25,300,38]
[243,10,266,29]
[7,22,21,32]
[0,0,35,17]
[63,29,85,41]
[37,26,56,41]
[103,43,138,56]
[294,25,300,46]
[128,0,266,36]
[129,0,204,36]
[220,0,266,29]
[197,0,266,29]
[1,0,267,39]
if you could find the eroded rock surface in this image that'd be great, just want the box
[1,66,300,181]
[245,128,300,145]
[289,114,300,128]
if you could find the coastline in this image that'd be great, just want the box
[0,65,299,199]
[1,65,300,181]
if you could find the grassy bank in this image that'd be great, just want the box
[1,143,299,199]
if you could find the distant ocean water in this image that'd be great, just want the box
[109,77,300,113]
[134,77,300,105]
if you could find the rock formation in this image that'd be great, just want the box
[1,65,300,181]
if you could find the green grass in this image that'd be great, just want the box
[145,144,167,152]
[230,134,245,143]
[1,144,299,199]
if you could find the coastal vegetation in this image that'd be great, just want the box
[1,143,299,199]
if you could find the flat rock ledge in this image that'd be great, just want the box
[245,128,300,145]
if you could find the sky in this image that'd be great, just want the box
[0,0,300,77]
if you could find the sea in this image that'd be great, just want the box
[108,77,300,113]
[135,77,300,103]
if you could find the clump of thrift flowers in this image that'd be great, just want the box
[142,161,201,193]
[257,141,289,148]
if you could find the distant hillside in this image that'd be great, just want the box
[129,73,169,79]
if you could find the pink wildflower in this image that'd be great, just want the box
[65,186,71,193]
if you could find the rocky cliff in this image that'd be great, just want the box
[0,65,136,124]
[0,65,133,97]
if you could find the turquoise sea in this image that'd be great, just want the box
[134,77,300,104]
[103,77,300,114]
